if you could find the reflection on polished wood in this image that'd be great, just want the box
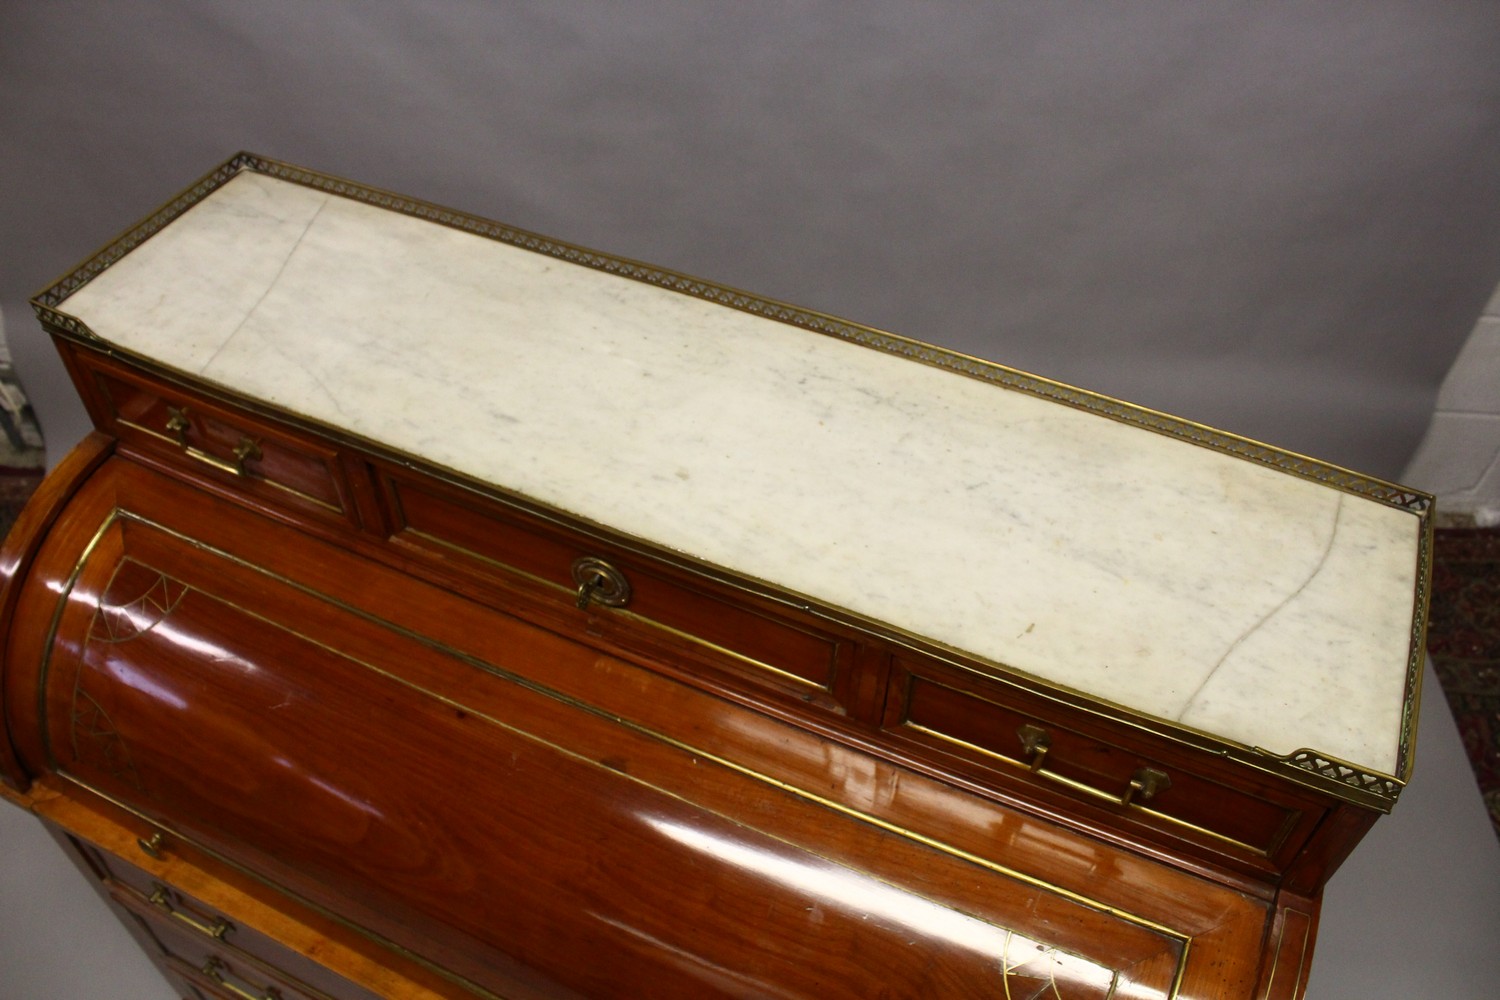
[0,429,1327,999]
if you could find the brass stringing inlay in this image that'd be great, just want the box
[67,559,189,790]
[45,508,1191,996]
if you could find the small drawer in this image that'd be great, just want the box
[883,657,1325,867]
[113,881,374,1000]
[75,351,355,524]
[381,467,853,709]
[83,844,381,1000]
[162,948,321,1000]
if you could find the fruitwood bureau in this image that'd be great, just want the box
[0,155,1431,999]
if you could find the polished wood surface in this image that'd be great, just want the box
[7,456,1272,997]
[0,429,114,791]
[0,330,1382,997]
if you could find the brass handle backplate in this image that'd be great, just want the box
[1016,724,1171,807]
[572,556,631,610]
[201,956,280,1000]
[165,406,261,476]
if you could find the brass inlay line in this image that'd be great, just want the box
[51,510,1195,992]
[1257,908,1313,1000]
[999,928,1120,1000]
[907,722,1269,858]
[921,642,1407,811]
[116,417,341,512]
[1287,911,1312,1000]
[403,526,832,691]
[612,608,831,691]
[36,512,120,774]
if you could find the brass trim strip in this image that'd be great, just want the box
[117,418,342,513]
[28,150,1429,809]
[909,646,1406,812]
[906,722,1269,858]
[1258,908,1313,1000]
[402,527,833,691]
[611,606,830,691]
[36,513,120,772]
[46,510,1196,991]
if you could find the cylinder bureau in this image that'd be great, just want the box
[0,153,1432,999]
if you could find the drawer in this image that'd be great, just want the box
[81,843,382,1000]
[159,946,322,1000]
[883,656,1327,868]
[380,465,854,710]
[70,347,356,524]
[113,880,375,1000]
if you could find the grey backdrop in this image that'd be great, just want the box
[6,2,1500,476]
[3,3,1500,999]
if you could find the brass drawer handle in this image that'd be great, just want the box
[571,556,631,610]
[201,956,281,1000]
[165,406,262,476]
[1017,724,1171,807]
[149,883,232,940]
[137,832,165,859]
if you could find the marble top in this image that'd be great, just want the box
[54,169,1424,777]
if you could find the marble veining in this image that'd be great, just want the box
[58,171,1423,774]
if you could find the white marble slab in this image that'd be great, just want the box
[59,171,1422,775]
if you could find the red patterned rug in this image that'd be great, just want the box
[1425,527,1500,842]
[0,466,44,530]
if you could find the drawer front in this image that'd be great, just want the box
[81,843,383,1000]
[72,348,355,523]
[884,657,1325,867]
[124,896,329,1000]
[382,467,852,708]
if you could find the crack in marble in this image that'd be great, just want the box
[53,171,1425,772]
[200,195,330,373]
[1177,493,1345,719]
[243,325,350,419]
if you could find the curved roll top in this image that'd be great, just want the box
[3,455,1205,999]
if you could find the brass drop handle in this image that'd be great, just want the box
[201,956,281,999]
[1017,723,1051,772]
[149,883,232,940]
[164,406,190,446]
[571,557,631,610]
[1016,724,1171,807]
[165,406,262,477]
